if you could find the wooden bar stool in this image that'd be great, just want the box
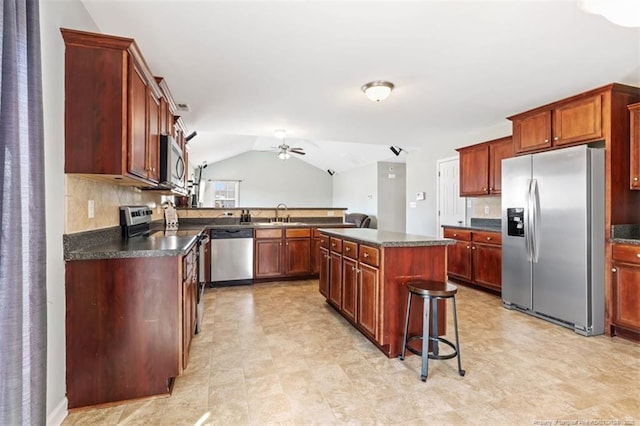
[399,280,465,381]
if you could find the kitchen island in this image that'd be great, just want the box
[317,228,455,358]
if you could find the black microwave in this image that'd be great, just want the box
[159,134,185,189]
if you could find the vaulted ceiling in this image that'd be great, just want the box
[80,0,640,173]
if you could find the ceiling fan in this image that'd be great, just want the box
[272,129,305,160]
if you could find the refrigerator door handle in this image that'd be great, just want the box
[525,179,533,261]
[531,178,541,263]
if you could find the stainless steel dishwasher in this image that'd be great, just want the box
[210,228,254,286]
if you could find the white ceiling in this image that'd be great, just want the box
[79,0,640,173]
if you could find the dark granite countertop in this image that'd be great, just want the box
[441,218,501,233]
[441,224,502,233]
[64,221,355,260]
[65,233,200,260]
[610,224,640,246]
[317,228,454,248]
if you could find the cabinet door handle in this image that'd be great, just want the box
[634,177,639,182]
[466,245,470,249]
[345,247,350,251]
[553,136,559,141]
[544,139,549,143]
[486,237,491,241]
[489,187,493,191]
[637,253,640,258]
[483,187,487,192]
[611,268,617,273]
[363,252,369,258]
[471,246,476,250]
[453,233,457,237]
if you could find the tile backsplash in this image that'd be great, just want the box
[467,196,501,221]
[65,175,164,234]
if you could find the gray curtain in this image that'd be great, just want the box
[0,0,47,424]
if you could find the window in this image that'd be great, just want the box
[202,180,240,209]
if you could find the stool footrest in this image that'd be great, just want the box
[404,335,458,360]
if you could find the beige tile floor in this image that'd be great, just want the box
[63,279,640,425]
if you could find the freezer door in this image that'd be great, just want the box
[501,155,533,309]
[531,146,590,327]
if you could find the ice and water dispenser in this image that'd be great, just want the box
[507,208,525,237]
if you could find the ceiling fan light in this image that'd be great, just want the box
[361,80,395,102]
[278,151,290,160]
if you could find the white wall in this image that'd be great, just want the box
[332,163,378,225]
[40,1,99,423]
[377,162,406,232]
[201,151,333,207]
[405,122,512,236]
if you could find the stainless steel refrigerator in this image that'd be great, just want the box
[501,145,605,336]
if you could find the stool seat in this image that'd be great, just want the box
[400,279,465,382]
[406,280,457,297]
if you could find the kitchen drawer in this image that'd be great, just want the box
[255,228,283,239]
[286,228,310,238]
[320,234,330,249]
[359,244,380,267]
[330,237,342,253]
[443,228,471,241]
[342,240,358,259]
[612,244,640,265]
[472,231,501,245]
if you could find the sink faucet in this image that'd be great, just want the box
[275,203,288,222]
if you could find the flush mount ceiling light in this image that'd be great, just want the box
[579,0,640,27]
[361,80,395,102]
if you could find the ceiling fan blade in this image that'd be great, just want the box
[290,149,306,155]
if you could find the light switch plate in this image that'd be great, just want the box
[416,191,425,201]
[88,200,95,219]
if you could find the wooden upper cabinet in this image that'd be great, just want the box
[147,88,161,182]
[458,143,489,196]
[457,136,512,196]
[510,94,603,155]
[61,28,171,186]
[629,102,640,189]
[488,136,513,194]
[513,110,552,153]
[128,60,149,180]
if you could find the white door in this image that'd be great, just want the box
[436,156,466,236]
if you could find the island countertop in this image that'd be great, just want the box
[317,228,455,248]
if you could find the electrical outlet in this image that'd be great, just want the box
[88,200,95,219]
[484,205,490,215]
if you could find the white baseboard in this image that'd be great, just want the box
[46,397,68,426]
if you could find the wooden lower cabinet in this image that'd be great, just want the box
[255,238,283,278]
[328,251,342,308]
[446,230,472,281]
[357,262,379,340]
[318,246,330,297]
[610,244,640,341]
[182,245,198,370]
[341,256,358,322]
[444,227,502,292]
[254,228,312,279]
[65,249,195,408]
[319,232,448,358]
